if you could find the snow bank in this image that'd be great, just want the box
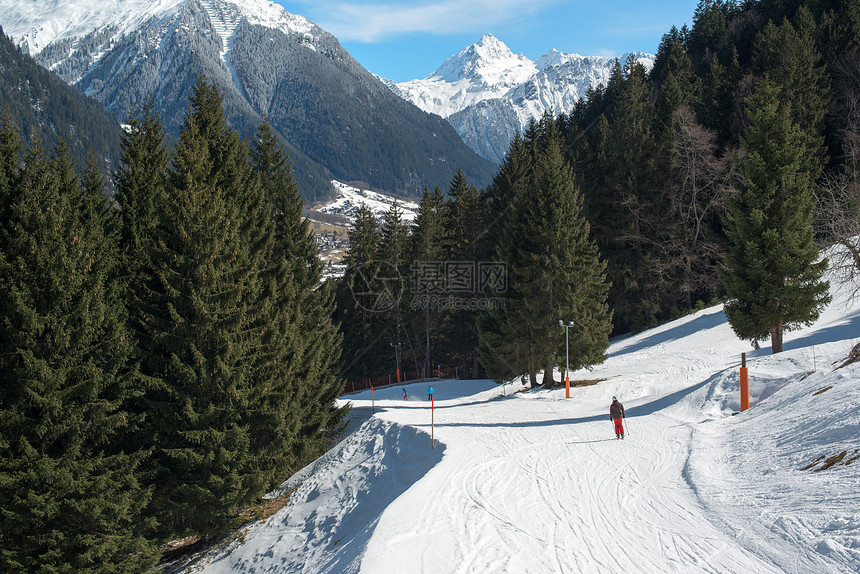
[202,417,445,573]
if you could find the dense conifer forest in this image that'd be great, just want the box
[0,0,858,571]
[335,0,857,378]
[0,79,347,571]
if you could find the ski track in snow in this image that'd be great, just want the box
[200,257,859,574]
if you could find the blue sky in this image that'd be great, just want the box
[273,0,700,82]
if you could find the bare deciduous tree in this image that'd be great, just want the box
[818,51,860,300]
[668,105,732,307]
[817,171,860,300]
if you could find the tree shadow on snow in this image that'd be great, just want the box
[610,308,727,358]
[430,378,715,430]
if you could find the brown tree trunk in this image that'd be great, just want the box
[770,321,784,354]
[542,364,554,386]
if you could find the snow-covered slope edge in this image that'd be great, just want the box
[195,249,858,573]
[686,340,860,570]
[196,415,448,572]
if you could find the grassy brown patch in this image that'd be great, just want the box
[812,385,833,396]
[803,449,860,472]
[242,490,294,523]
[801,455,825,471]
[571,378,605,387]
[159,489,296,572]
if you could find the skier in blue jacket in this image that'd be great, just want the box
[427,386,435,401]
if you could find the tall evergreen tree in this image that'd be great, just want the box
[250,118,347,479]
[115,98,168,295]
[480,133,531,261]
[480,119,612,386]
[654,27,697,133]
[0,108,20,224]
[137,79,263,537]
[602,57,665,331]
[335,204,386,381]
[376,200,413,375]
[0,133,155,571]
[722,79,830,353]
[443,169,484,377]
[753,11,831,178]
[409,187,448,375]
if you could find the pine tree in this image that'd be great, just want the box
[480,133,531,261]
[335,204,385,381]
[603,57,665,331]
[376,200,412,376]
[753,11,830,179]
[443,169,484,377]
[0,108,20,224]
[0,133,155,571]
[138,79,262,537]
[250,118,347,482]
[654,27,697,132]
[409,187,448,375]
[115,98,168,297]
[722,79,831,353]
[480,119,612,386]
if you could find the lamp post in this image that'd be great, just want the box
[559,320,574,399]
[391,342,402,383]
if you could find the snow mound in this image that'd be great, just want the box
[202,416,445,573]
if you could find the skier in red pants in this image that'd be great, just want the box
[610,396,625,439]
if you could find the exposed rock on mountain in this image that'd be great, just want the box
[394,34,655,163]
[1,0,496,200]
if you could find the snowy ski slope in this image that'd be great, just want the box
[198,258,860,573]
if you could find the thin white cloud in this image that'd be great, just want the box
[592,48,617,58]
[295,0,561,42]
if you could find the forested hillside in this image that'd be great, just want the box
[559,0,858,334]
[0,27,122,174]
[334,0,859,381]
[0,78,347,571]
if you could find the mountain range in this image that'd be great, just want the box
[0,0,497,201]
[389,34,655,163]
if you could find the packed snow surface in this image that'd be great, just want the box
[199,258,860,573]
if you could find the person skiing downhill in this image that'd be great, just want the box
[610,396,625,439]
[402,388,408,400]
[427,386,435,401]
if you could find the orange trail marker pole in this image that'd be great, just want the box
[371,385,375,415]
[740,353,749,412]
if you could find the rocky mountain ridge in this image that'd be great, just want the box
[1,0,496,200]
[393,34,655,162]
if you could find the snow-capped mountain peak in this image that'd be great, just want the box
[434,33,536,85]
[1,0,319,63]
[393,34,536,122]
[391,37,655,163]
[535,48,584,70]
